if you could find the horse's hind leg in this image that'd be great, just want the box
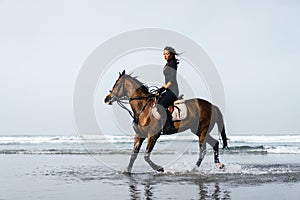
[196,140,206,167]
[144,133,164,172]
[126,135,145,173]
[206,134,225,169]
[196,128,207,167]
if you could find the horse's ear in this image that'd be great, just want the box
[119,70,125,77]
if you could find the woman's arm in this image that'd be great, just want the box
[162,60,177,89]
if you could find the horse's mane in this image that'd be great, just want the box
[124,74,149,94]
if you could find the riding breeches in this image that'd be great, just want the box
[158,89,178,108]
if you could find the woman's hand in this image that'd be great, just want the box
[163,82,172,89]
[157,87,166,94]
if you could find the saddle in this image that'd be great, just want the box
[152,95,188,121]
[169,100,188,121]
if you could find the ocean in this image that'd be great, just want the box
[0,134,299,199]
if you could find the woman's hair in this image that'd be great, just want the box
[164,46,180,64]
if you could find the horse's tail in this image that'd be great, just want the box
[215,106,228,149]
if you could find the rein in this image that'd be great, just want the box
[116,97,135,119]
[116,94,156,124]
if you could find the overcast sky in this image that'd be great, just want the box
[0,0,299,135]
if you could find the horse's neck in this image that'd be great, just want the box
[129,97,153,121]
[126,78,151,114]
[126,78,149,98]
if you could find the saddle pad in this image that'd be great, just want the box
[152,103,188,121]
[152,105,161,120]
[171,103,188,121]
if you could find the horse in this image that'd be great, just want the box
[104,70,228,173]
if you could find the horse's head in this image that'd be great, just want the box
[104,70,127,105]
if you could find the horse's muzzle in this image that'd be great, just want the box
[104,94,113,105]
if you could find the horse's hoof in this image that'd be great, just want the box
[196,158,203,167]
[215,163,225,169]
[191,166,199,173]
[122,170,132,175]
[157,167,164,172]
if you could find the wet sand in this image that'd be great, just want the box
[0,153,299,200]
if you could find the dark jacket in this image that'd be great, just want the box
[163,59,179,97]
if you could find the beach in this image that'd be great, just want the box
[0,134,299,200]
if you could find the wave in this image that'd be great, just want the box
[265,145,300,154]
[0,136,82,145]
[229,135,300,143]
[0,145,299,155]
[1,135,299,144]
[227,145,300,154]
[0,135,299,155]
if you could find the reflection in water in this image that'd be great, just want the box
[129,183,141,200]
[126,174,231,200]
[128,176,141,200]
[144,184,154,200]
[198,182,208,199]
[198,181,231,199]
[212,182,221,199]
[127,175,154,200]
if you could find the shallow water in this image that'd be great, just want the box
[0,135,299,199]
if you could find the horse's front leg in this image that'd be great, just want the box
[126,135,145,173]
[144,133,164,172]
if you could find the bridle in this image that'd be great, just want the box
[109,76,157,124]
[109,76,126,102]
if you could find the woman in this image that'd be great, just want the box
[157,46,180,134]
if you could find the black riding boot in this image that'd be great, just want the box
[162,110,175,134]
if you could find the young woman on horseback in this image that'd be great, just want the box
[104,70,228,172]
[157,46,180,134]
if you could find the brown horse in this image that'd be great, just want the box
[104,70,228,173]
